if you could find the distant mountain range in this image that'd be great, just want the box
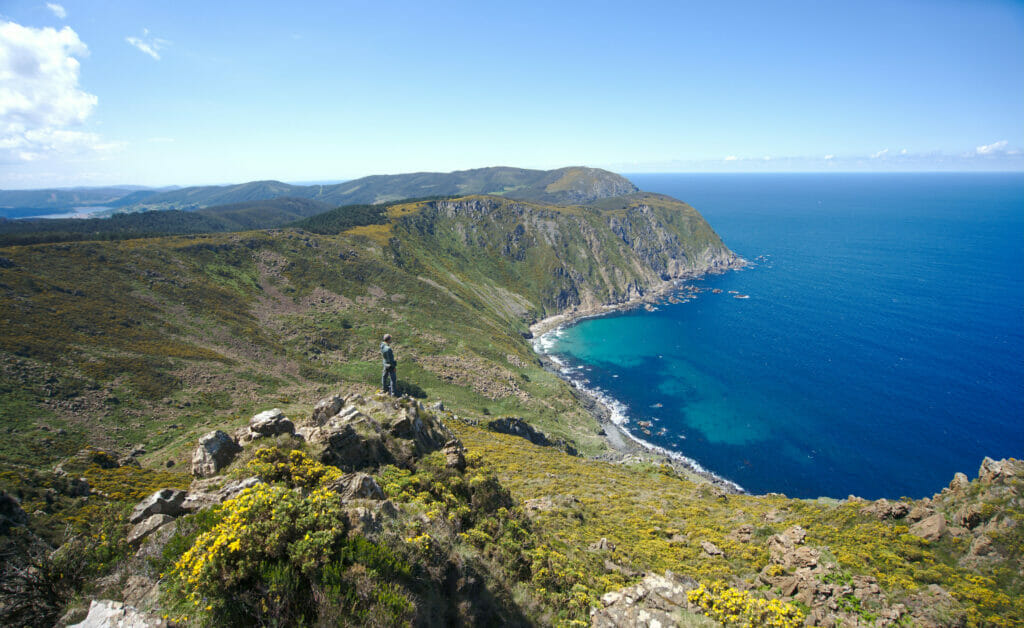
[0,166,638,216]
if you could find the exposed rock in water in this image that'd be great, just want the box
[191,430,242,477]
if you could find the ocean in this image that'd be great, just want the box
[537,173,1024,499]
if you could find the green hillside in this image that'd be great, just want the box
[1,184,1021,627]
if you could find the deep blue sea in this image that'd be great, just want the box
[538,173,1024,499]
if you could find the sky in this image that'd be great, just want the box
[1,0,1023,188]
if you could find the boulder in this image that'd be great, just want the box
[69,600,166,628]
[327,472,386,501]
[728,524,754,543]
[345,500,398,536]
[191,430,242,477]
[487,417,551,447]
[127,514,174,545]
[953,503,984,529]
[0,489,28,533]
[312,395,345,425]
[948,471,970,493]
[181,476,263,513]
[305,398,453,472]
[249,408,295,437]
[589,537,616,552]
[129,489,185,524]
[700,540,724,557]
[592,571,698,627]
[860,498,910,520]
[443,439,466,471]
[910,513,947,541]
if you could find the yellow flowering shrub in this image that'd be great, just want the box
[244,446,343,490]
[688,581,805,628]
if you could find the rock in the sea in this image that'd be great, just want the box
[910,513,947,541]
[326,472,386,501]
[191,430,242,477]
[129,488,185,524]
[127,514,174,545]
[69,600,166,627]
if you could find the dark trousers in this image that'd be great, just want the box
[382,365,397,396]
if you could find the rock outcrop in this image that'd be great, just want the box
[591,571,698,627]
[128,489,186,524]
[300,394,454,472]
[191,430,242,477]
[69,600,166,628]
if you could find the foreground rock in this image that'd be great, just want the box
[128,489,185,524]
[191,430,242,477]
[487,417,579,456]
[591,571,698,627]
[69,600,166,627]
[300,394,455,471]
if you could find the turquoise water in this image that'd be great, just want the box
[540,173,1024,499]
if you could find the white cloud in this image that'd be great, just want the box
[0,20,114,163]
[147,136,175,143]
[724,155,737,161]
[900,148,908,155]
[763,155,771,161]
[871,148,889,159]
[125,28,168,60]
[46,3,67,19]
[976,140,1008,155]
[823,154,834,160]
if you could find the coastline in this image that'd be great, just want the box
[529,262,749,494]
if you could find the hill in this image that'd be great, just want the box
[1,166,638,217]
[0,180,1021,626]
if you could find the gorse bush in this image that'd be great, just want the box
[687,581,805,628]
[245,446,343,490]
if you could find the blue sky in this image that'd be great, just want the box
[1,0,1022,187]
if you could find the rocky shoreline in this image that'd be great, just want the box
[529,261,749,494]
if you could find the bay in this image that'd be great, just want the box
[540,173,1024,499]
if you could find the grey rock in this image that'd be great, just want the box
[249,408,295,437]
[127,514,174,545]
[443,439,466,471]
[589,537,616,552]
[181,476,263,513]
[68,600,166,627]
[327,472,386,501]
[312,395,345,425]
[128,489,185,524]
[191,430,241,477]
[592,571,699,627]
[487,417,552,447]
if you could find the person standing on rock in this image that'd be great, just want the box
[381,333,398,396]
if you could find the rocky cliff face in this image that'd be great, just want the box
[397,194,740,318]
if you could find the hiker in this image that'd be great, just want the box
[381,333,397,396]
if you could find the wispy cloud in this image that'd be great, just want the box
[147,137,175,143]
[976,140,1008,155]
[823,154,834,160]
[125,28,169,60]
[871,148,889,159]
[46,3,66,19]
[724,155,737,161]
